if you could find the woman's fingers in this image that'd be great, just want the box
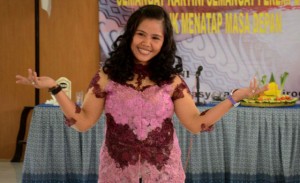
[29,69,35,84]
[16,69,38,86]
[248,81,268,97]
[16,75,30,85]
[256,84,269,94]
[253,77,258,88]
[27,68,37,85]
[27,68,33,79]
[249,76,261,95]
[32,71,39,86]
[249,78,253,88]
[15,75,27,84]
[248,77,255,95]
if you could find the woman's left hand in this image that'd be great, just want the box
[233,77,269,101]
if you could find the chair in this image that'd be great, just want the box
[11,106,34,162]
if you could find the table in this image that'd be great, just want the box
[181,105,300,183]
[22,104,300,183]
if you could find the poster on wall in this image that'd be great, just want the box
[99,0,300,103]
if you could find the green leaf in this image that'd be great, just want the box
[280,72,289,89]
[261,75,267,85]
[269,73,276,83]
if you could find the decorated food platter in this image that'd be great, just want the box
[240,72,298,107]
[240,96,298,107]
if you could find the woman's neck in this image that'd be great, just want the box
[133,63,150,90]
[134,63,149,76]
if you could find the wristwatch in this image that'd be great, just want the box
[228,89,240,107]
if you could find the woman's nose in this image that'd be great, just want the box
[141,37,150,46]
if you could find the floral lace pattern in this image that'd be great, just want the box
[133,64,150,90]
[199,109,214,132]
[88,71,106,98]
[172,77,192,101]
[104,81,174,140]
[99,79,185,182]
[105,113,174,171]
[123,83,152,92]
[64,104,81,127]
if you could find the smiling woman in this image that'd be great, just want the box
[16,4,267,183]
[130,19,164,65]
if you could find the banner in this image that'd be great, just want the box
[99,1,300,103]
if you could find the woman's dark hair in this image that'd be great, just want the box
[102,5,182,85]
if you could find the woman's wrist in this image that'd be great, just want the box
[48,84,62,95]
[48,79,58,89]
[228,89,241,107]
[231,89,241,102]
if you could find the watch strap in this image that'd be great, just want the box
[228,91,240,107]
[48,85,62,95]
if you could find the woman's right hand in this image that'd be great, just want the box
[16,68,57,89]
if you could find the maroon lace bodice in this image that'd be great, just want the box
[98,78,186,182]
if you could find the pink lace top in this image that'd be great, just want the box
[98,80,186,183]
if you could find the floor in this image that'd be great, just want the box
[0,160,23,183]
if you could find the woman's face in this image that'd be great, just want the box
[131,18,164,65]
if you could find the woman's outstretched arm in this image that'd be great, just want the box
[172,75,268,134]
[16,68,107,132]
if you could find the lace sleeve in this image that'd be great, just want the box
[199,109,214,132]
[64,103,81,127]
[171,76,192,101]
[64,71,106,127]
[88,70,107,98]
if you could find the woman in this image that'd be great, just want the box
[16,5,267,183]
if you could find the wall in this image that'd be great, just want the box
[0,0,100,159]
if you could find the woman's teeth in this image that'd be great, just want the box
[138,48,150,55]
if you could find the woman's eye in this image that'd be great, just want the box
[137,32,144,36]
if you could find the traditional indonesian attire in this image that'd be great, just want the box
[98,79,186,183]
